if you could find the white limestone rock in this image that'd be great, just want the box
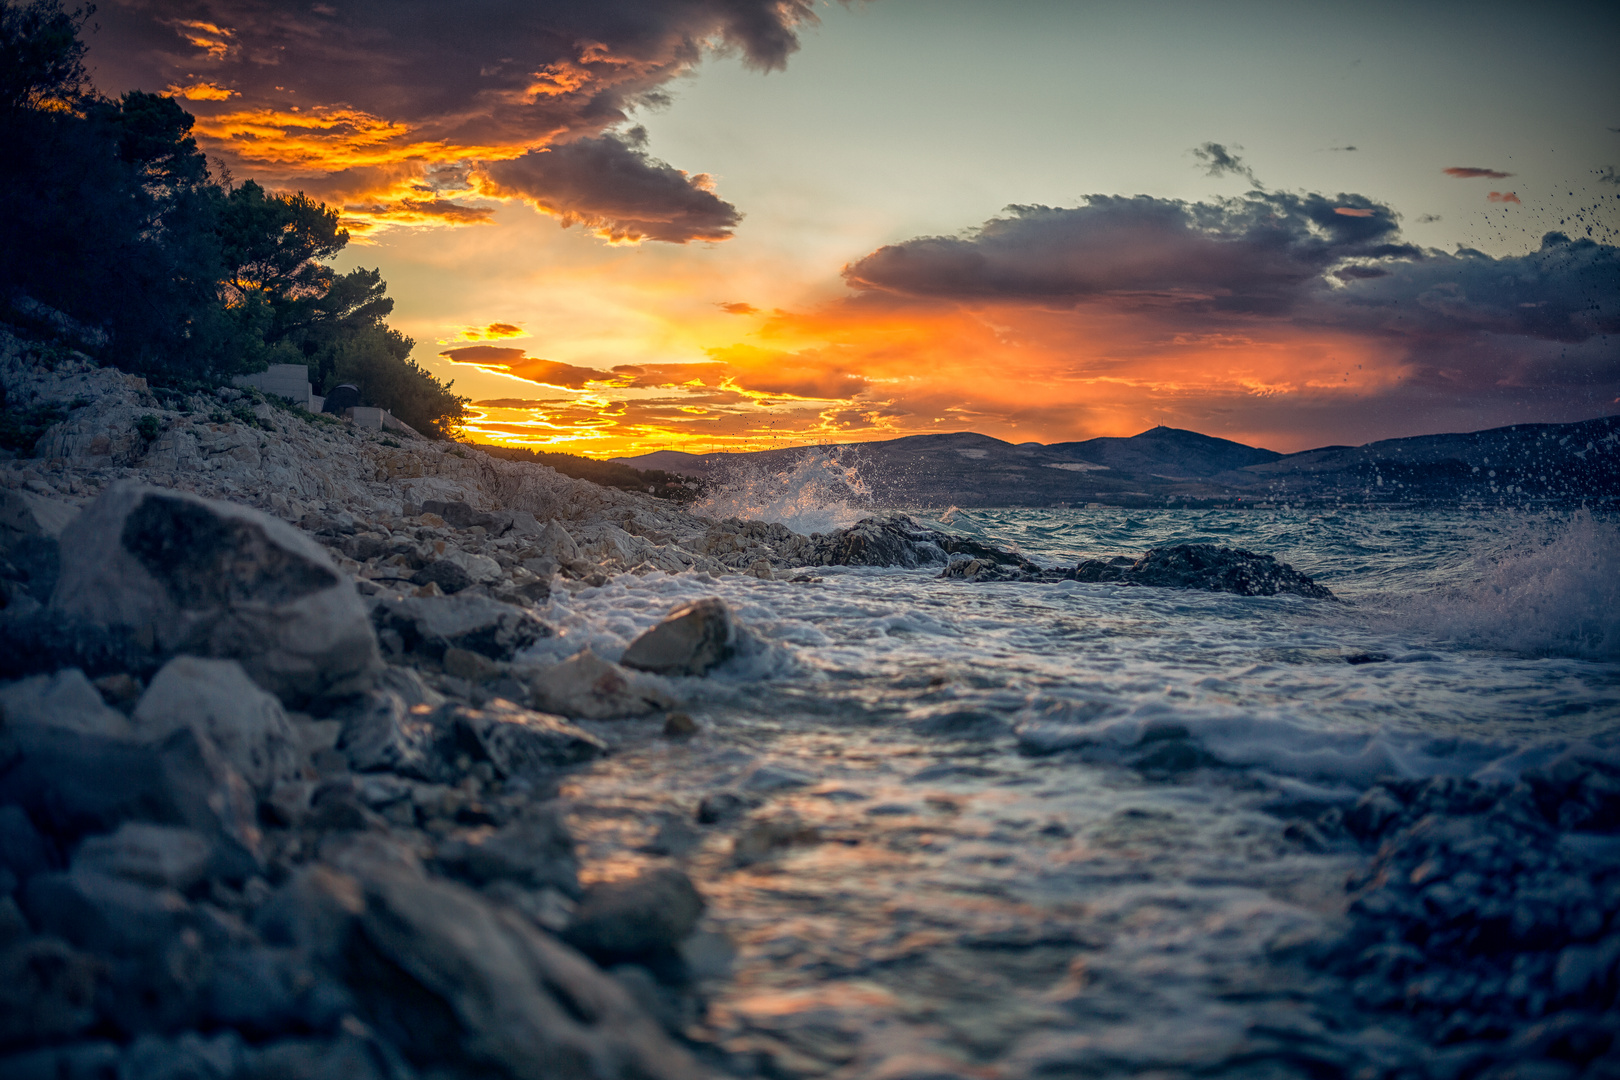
[133,656,304,794]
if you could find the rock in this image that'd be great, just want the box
[1074,543,1335,599]
[92,671,142,710]
[663,712,697,738]
[444,549,503,584]
[620,598,735,677]
[72,823,214,892]
[0,805,55,893]
[732,812,820,866]
[448,700,608,778]
[433,807,579,896]
[22,869,192,956]
[0,936,99,1047]
[810,514,1042,575]
[345,865,706,1080]
[49,483,381,705]
[253,865,367,965]
[535,519,581,562]
[421,501,495,530]
[0,723,261,875]
[562,868,705,963]
[0,489,78,603]
[0,1042,123,1079]
[525,648,675,719]
[237,1031,403,1080]
[443,645,503,683]
[132,657,304,794]
[203,944,356,1039]
[372,592,551,663]
[410,558,473,594]
[337,690,451,782]
[0,667,132,738]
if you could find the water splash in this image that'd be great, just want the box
[1400,509,1620,660]
[693,448,873,534]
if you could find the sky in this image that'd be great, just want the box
[85,0,1620,456]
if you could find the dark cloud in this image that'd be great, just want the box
[844,191,1416,314]
[1597,167,1619,186]
[478,128,739,242]
[1444,167,1513,179]
[1329,146,1357,152]
[88,0,820,237]
[440,346,611,388]
[1191,142,1263,188]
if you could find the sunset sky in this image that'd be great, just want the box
[86,0,1619,456]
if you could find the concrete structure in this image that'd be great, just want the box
[350,406,387,430]
[232,364,317,410]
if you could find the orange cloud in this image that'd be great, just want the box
[1487,191,1522,204]
[440,346,612,389]
[718,301,759,315]
[167,82,234,101]
[1444,166,1513,179]
[1334,207,1374,217]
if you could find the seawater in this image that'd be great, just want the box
[526,503,1620,1078]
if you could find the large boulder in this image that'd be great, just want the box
[373,593,551,663]
[49,483,381,704]
[1073,543,1335,599]
[132,657,304,794]
[620,598,735,677]
[345,865,708,1080]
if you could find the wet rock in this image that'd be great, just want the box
[203,944,355,1039]
[443,645,502,683]
[122,1031,245,1080]
[620,597,735,677]
[433,807,579,896]
[50,483,381,705]
[0,936,99,1047]
[732,812,821,866]
[524,648,675,719]
[0,724,261,874]
[1074,542,1335,599]
[695,791,756,825]
[132,657,303,794]
[372,592,551,663]
[337,690,452,782]
[562,867,705,963]
[0,667,132,738]
[344,865,706,1080]
[663,712,697,738]
[73,823,214,893]
[448,700,608,778]
[237,1031,406,1080]
[0,1040,122,1078]
[253,865,367,965]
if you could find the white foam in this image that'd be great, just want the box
[692,449,872,535]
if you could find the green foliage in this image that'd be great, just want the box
[0,0,466,438]
[133,414,161,442]
[475,444,703,501]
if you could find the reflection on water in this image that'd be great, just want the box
[536,507,1620,1077]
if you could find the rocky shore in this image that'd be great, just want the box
[1,329,1615,1078]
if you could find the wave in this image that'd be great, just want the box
[692,448,873,535]
[1394,509,1620,660]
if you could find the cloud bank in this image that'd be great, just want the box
[90,0,821,237]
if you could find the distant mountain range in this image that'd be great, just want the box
[613,416,1620,508]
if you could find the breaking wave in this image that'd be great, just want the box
[1397,509,1620,660]
[693,449,873,535]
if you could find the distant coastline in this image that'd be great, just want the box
[610,416,1620,509]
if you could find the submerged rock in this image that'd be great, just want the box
[621,598,735,677]
[1074,542,1335,598]
[562,867,706,963]
[524,648,674,719]
[50,483,382,704]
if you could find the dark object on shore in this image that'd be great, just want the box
[621,598,736,677]
[321,384,361,414]
[1074,543,1335,599]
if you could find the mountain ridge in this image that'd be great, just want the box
[612,416,1620,507]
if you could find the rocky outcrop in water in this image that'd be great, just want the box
[1074,542,1336,598]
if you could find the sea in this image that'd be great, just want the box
[524,458,1620,1078]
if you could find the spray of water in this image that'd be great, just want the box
[693,449,874,535]
[1397,509,1620,660]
